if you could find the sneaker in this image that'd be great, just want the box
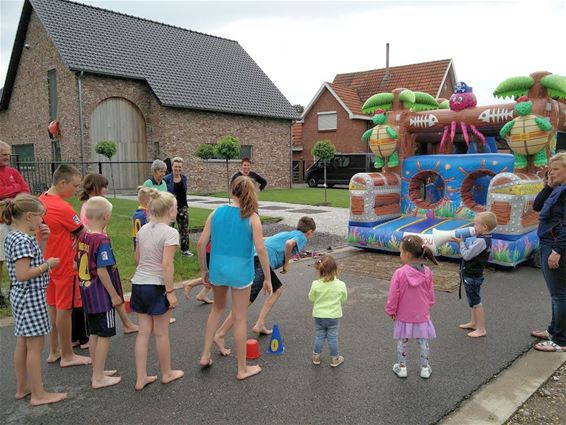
[392,363,407,378]
[312,353,321,365]
[330,355,344,368]
[420,365,432,379]
[181,250,194,257]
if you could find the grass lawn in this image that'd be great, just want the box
[205,187,351,208]
[0,197,278,319]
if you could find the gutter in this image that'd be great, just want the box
[76,71,86,174]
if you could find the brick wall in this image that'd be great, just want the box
[298,88,371,165]
[0,10,291,193]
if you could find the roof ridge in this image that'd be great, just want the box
[32,0,238,44]
[335,58,452,77]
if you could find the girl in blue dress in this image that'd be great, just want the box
[197,176,272,380]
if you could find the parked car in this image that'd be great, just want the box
[305,153,380,187]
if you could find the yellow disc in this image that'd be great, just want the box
[271,339,279,351]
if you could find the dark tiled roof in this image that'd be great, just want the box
[332,59,452,113]
[11,0,298,119]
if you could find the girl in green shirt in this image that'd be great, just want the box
[308,255,348,368]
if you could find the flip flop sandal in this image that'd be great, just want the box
[531,330,550,340]
[534,340,565,352]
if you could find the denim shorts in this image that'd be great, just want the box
[463,275,484,308]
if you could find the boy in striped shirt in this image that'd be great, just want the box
[76,197,122,389]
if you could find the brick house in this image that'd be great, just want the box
[0,0,298,192]
[293,59,457,180]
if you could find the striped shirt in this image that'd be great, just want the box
[76,232,120,314]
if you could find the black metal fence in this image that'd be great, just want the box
[10,158,154,195]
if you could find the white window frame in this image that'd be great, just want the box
[317,111,337,131]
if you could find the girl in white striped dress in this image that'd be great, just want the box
[1,194,66,406]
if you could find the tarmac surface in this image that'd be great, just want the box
[0,247,555,425]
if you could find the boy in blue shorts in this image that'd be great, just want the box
[76,197,122,388]
[213,216,316,355]
[451,211,497,339]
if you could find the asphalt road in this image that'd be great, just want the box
[0,250,551,425]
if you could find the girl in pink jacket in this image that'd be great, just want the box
[385,235,438,379]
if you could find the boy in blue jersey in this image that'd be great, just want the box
[131,186,151,250]
[76,197,122,389]
[213,216,316,355]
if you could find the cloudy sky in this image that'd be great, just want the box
[1,0,564,108]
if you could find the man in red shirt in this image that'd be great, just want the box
[39,164,91,367]
[0,140,30,308]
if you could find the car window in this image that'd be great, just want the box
[333,156,350,168]
[348,156,364,168]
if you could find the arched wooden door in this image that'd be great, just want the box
[90,97,147,191]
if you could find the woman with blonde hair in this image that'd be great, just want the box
[532,152,566,352]
[197,176,272,380]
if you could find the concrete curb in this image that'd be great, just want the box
[440,350,566,424]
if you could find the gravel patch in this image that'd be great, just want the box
[506,361,566,425]
[189,221,347,254]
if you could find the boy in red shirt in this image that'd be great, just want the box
[39,165,91,367]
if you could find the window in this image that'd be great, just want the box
[47,69,57,120]
[333,156,350,168]
[12,144,35,170]
[52,141,61,161]
[240,144,252,159]
[318,112,337,131]
[12,144,35,162]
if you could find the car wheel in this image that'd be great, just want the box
[307,177,318,187]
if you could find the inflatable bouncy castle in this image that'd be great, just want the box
[348,71,566,266]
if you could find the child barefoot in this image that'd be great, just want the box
[77,197,123,389]
[308,255,347,367]
[197,176,272,380]
[451,211,496,338]
[386,235,438,379]
[131,190,184,390]
[133,186,178,325]
[1,195,67,405]
[78,174,138,335]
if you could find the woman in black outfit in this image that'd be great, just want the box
[531,152,566,352]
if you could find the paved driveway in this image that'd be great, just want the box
[0,249,550,424]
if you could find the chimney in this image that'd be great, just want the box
[379,43,391,88]
[384,43,390,80]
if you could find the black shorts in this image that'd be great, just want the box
[130,284,170,315]
[86,310,116,338]
[249,257,282,303]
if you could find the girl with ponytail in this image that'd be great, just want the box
[0,195,66,405]
[197,176,272,380]
[385,234,438,380]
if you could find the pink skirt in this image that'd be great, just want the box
[393,319,436,340]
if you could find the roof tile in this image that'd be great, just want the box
[28,0,298,120]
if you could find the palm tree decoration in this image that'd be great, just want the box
[494,72,566,169]
[493,73,566,99]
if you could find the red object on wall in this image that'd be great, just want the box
[48,120,59,138]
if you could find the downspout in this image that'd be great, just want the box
[76,71,86,174]
[289,120,293,188]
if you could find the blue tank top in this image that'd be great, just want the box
[209,205,254,287]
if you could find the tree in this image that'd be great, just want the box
[195,143,215,160]
[293,104,305,115]
[196,136,240,197]
[311,140,336,204]
[215,136,241,197]
[94,140,118,198]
